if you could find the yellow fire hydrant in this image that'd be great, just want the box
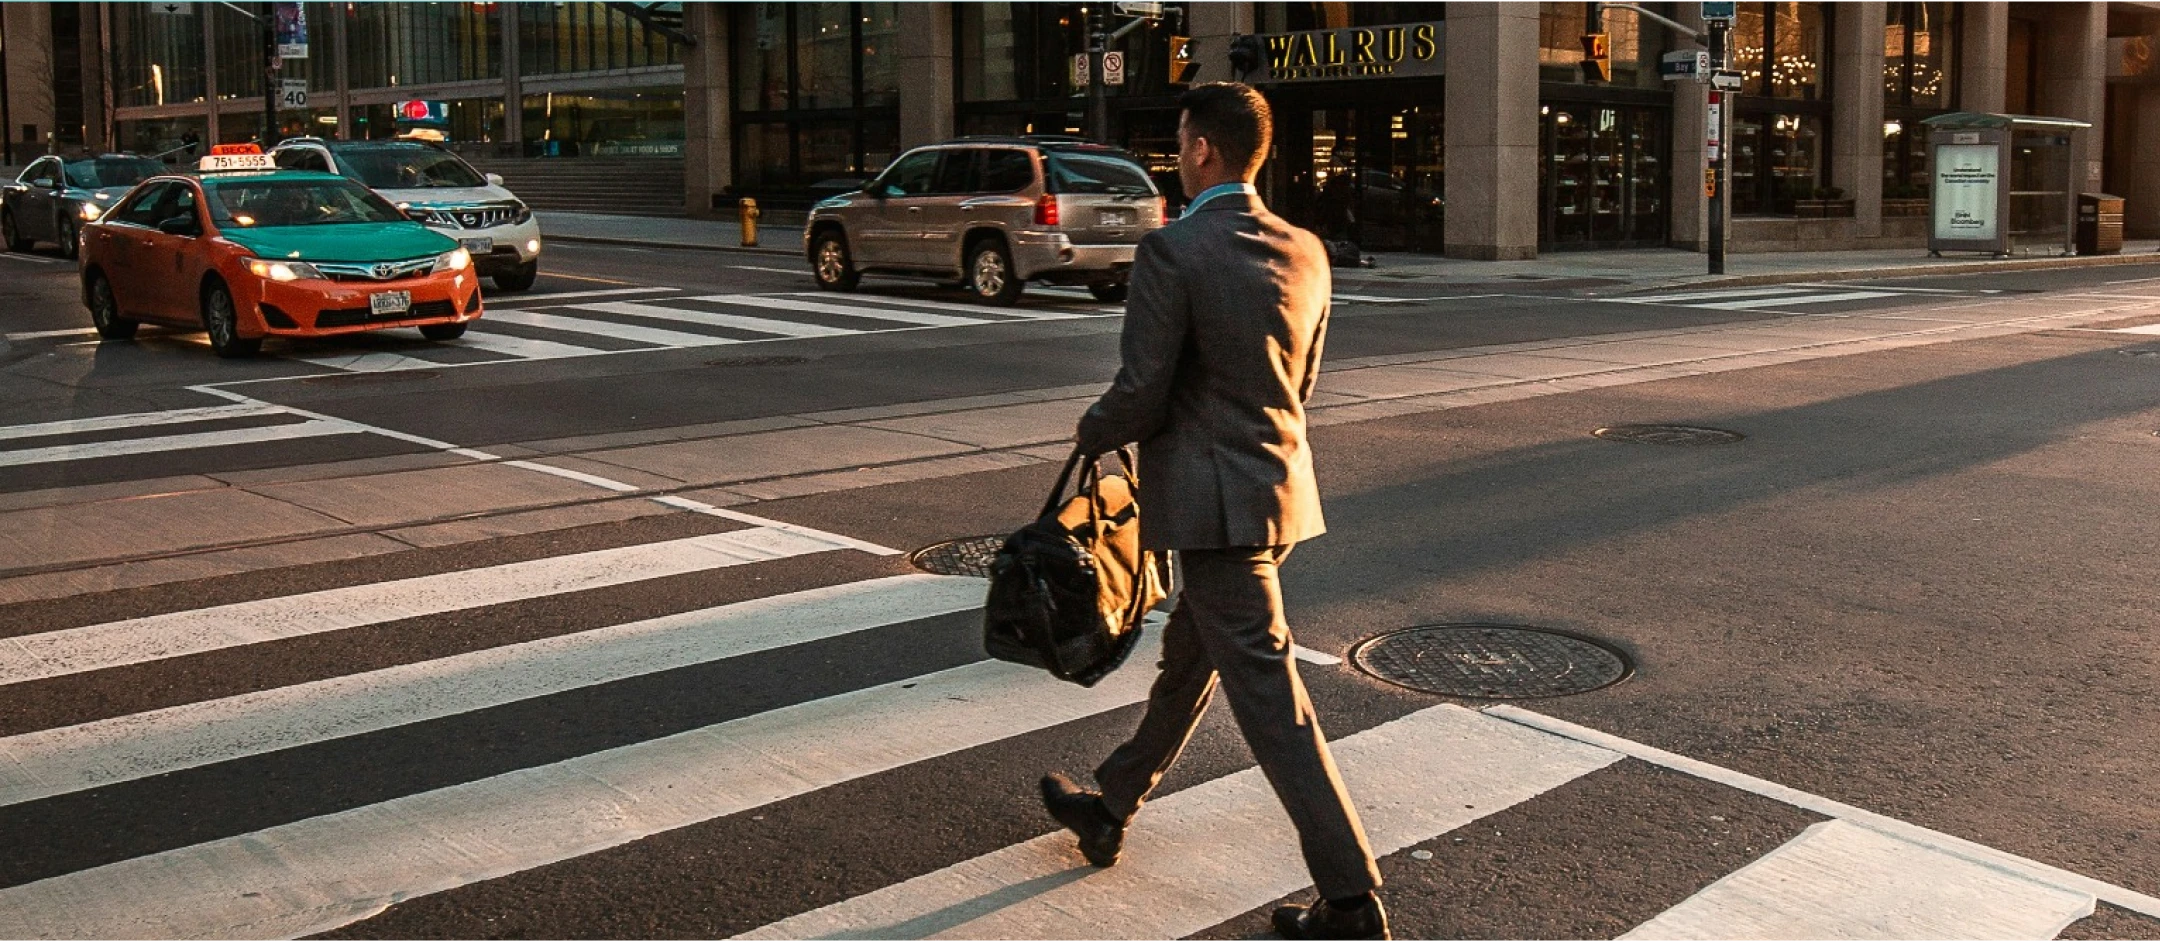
[738,197,760,248]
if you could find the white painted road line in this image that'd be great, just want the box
[1330,293,1419,303]
[1696,291,1910,310]
[3,327,100,341]
[0,624,1172,941]
[1621,820,2093,940]
[484,307,741,348]
[0,575,986,809]
[719,297,990,328]
[0,418,359,469]
[447,330,610,362]
[0,402,286,441]
[2107,323,2160,334]
[0,252,60,264]
[483,286,680,305]
[0,527,848,687]
[782,292,1093,321]
[739,704,1620,941]
[651,494,901,556]
[1485,705,2160,921]
[1614,286,1815,304]
[576,298,859,338]
[729,265,813,276]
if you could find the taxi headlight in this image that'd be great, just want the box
[243,258,324,282]
[77,203,102,221]
[432,248,471,273]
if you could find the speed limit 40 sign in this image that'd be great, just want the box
[279,79,308,109]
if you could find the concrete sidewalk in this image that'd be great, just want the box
[538,209,2160,289]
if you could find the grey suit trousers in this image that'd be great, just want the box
[1093,546,1383,899]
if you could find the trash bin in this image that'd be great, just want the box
[2078,193,2124,256]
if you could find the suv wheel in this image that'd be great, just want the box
[966,238,1024,307]
[493,261,538,293]
[812,231,860,292]
[1087,281,1128,303]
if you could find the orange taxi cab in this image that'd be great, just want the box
[78,144,483,358]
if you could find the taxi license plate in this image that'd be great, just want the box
[1099,209,1134,226]
[370,291,413,316]
[460,237,493,254]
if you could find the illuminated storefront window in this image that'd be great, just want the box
[1729,2,1831,214]
[1883,3,1959,198]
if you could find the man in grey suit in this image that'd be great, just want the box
[1040,83,1388,941]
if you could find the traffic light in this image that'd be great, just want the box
[1580,32,1611,83]
[1168,35,1198,84]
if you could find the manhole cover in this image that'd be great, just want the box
[1593,424,1745,446]
[907,535,1006,577]
[1350,624,1632,699]
[301,369,439,385]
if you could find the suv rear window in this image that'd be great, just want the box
[1043,150,1155,196]
[978,150,1034,192]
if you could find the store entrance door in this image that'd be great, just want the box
[1272,97,1445,253]
[1539,103,1669,249]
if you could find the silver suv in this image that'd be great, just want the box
[804,137,1166,306]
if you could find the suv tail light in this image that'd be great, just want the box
[1033,192,1060,227]
[1152,197,1167,225]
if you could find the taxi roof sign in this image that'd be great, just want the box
[208,143,263,155]
[199,151,278,172]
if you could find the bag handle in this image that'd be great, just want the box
[1041,446,1139,519]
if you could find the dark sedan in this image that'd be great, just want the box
[3,154,165,258]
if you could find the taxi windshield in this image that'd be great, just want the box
[212,178,407,227]
[65,157,163,189]
[334,147,485,189]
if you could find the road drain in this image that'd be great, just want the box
[1350,624,1632,699]
[907,535,1006,577]
[1593,424,1745,446]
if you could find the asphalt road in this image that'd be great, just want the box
[4,237,2160,939]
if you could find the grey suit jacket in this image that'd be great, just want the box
[1076,192,1331,551]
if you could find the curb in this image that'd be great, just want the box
[546,233,799,258]
[1685,251,2160,288]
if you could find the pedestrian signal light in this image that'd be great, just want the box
[1581,33,1611,84]
[1168,35,1198,84]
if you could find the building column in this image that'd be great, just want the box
[1669,6,1710,251]
[500,6,521,151]
[683,3,732,217]
[81,3,110,151]
[332,4,351,139]
[1831,1,1886,238]
[2122,87,2160,237]
[1442,2,1539,260]
[4,3,58,159]
[1959,1,2009,113]
[2037,1,2107,196]
[897,3,954,147]
[1186,2,1254,89]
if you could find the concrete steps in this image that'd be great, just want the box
[459,156,685,217]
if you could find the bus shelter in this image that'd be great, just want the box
[1923,112,2091,257]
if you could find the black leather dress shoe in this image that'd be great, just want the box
[1039,772,1124,867]
[1271,894,1390,940]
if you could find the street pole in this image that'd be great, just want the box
[1087,7,1108,143]
[262,2,279,146]
[1706,18,1729,276]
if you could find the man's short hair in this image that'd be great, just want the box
[1178,82,1271,176]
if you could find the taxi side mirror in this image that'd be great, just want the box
[485,172,505,187]
[156,216,199,236]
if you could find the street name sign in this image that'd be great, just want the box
[1660,50,1710,80]
[1701,1,1736,23]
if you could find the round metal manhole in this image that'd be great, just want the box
[1593,424,1746,446]
[907,535,1006,577]
[1350,624,1633,700]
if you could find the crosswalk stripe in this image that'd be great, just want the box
[1621,819,2094,940]
[484,286,679,306]
[0,527,848,687]
[484,307,741,348]
[1616,287,1816,304]
[777,292,1094,321]
[2108,323,2160,335]
[1695,291,1909,310]
[719,297,992,328]
[447,330,610,361]
[0,575,984,809]
[0,418,358,469]
[739,704,1620,941]
[1330,293,1418,303]
[0,623,1172,941]
[572,299,860,338]
[0,403,286,441]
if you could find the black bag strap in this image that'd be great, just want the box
[1042,446,1139,520]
